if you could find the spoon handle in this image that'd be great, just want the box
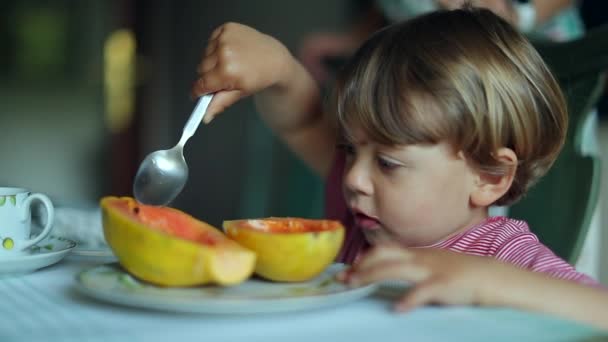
[178,94,214,147]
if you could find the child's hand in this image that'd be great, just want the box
[339,243,499,312]
[192,22,296,123]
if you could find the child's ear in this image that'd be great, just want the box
[470,148,517,207]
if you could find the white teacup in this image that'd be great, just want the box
[0,187,54,257]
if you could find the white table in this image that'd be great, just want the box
[0,259,604,342]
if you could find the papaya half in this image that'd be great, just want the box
[223,218,344,282]
[100,196,256,287]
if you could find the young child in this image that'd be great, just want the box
[192,7,595,285]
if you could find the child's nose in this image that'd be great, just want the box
[344,159,373,196]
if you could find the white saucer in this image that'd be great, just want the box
[75,263,378,314]
[0,236,76,276]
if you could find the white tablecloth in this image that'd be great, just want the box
[0,259,604,342]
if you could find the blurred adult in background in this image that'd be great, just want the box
[299,0,583,85]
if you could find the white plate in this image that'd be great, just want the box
[75,263,378,314]
[0,236,76,276]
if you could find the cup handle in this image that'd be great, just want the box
[20,193,55,251]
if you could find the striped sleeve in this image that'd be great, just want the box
[495,233,597,285]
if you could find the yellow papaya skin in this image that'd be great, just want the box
[101,197,256,287]
[223,218,344,282]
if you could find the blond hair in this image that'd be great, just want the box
[333,7,567,205]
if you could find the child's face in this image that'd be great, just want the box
[341,127,488,247]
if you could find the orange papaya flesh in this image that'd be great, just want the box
[223,218,344,282]
[100,196,256,287]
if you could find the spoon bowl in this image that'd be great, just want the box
[133,94,213,206]
[132,147,188,206]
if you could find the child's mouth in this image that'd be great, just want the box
[354,212,381,230]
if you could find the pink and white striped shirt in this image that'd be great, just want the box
[325,151,597,286]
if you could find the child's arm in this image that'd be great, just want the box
[340,244,608,331]
[192,23,337,178]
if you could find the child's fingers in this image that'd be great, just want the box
[344,245,412,284]
[209,24,224,41]
[192,70,226,97]
[348,261,429,286]
[197,55,218,75]
[394,280,442,312]
[196,43,218,75]
[203,90,244,123]
[204,40,218,58]
[353,244,412,271]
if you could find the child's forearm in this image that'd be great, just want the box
[481,262,608,330]
[254,58,336,177]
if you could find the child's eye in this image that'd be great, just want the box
[337,143,356,155]
[376,156,399,170]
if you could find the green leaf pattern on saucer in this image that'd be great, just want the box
[29,236,75,253]
[30,244,55,253]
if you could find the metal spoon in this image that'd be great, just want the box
[133,94,214,206]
